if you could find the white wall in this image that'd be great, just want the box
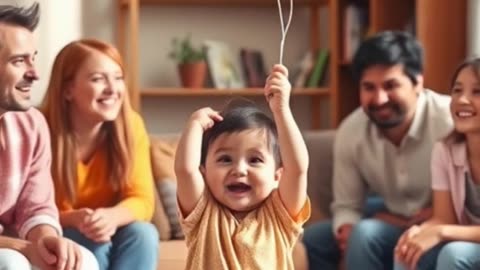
[35,0,83,105]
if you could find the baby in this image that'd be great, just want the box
[175,64,310,269]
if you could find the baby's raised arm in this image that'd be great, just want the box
[175,107,223,215]
[265,64,309,217]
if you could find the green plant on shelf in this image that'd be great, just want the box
[168,35,206,64]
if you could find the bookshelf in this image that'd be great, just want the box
[116,0,466,129]
[116,0,330,130]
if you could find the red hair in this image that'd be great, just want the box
[42,39,134,203]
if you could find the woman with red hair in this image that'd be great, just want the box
[42,39,158,270]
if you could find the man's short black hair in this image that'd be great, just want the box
[352,31,423,85]
[0,2,40,32]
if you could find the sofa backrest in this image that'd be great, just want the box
[303,130,335,226]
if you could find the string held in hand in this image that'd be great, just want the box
[277,0,293,65]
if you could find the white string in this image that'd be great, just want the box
[277,0,293,65]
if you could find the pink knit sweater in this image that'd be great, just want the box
[0,108,61,239]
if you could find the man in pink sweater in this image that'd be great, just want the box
[0,3,98,270]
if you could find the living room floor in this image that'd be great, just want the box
[158,240,187,270]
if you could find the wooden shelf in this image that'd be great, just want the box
[120,0,328,8]
[117,0,467,130]
[117,0,331,129]
[140,87,330,97]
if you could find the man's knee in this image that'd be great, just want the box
[302,221,340,270]
[0,248,31,270]
[348,219,388,246]
[303,221,334,250]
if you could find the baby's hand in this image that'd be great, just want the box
[265,64,291,112]
[188,107,223,131]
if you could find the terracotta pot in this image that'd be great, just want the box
[178,61,207,88]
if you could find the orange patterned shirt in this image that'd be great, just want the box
[180,189,310,270]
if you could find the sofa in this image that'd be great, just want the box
[149,130,336,270]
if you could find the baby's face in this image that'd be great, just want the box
[202,129,281,214]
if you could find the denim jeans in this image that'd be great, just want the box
[394,242,480,270]
[64,221,159,270]
[303,196,405,270]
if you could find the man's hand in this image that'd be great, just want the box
[335,224,353,252]
[80,208,118,243]
[25,236,82,270]
[24,241,56,270]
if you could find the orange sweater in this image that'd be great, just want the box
[56,113,154,221]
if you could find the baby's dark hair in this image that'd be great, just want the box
[200,102,281,167]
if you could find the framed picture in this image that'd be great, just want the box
[203,40,245,89]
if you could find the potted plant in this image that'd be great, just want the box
[169,35,207,88]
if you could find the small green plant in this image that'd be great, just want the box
[168,35,206,64]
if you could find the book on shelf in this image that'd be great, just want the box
[203,40,246,89]
[343,3,368,63]
[306,48,329,88]
[291,51,315,88]
[240,48,267,88]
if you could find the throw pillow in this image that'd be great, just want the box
[151,185,172,241]
[150,136,184,239]
[157,180,184,239]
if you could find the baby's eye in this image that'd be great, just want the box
[217,155,232,163]
[249,157,263,164]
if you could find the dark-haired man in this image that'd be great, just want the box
[303,31,453,269]
[0,3,98,269]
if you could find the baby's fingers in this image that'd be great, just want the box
[271,64,289,77]
[207,111,223,122]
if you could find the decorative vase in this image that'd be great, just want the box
[178,61,207,88]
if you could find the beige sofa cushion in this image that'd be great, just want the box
[150,136,178,182]
[303,130,335,225]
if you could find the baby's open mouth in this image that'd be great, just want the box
[226,183,252,193]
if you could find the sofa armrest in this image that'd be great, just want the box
[303,130,335,226]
